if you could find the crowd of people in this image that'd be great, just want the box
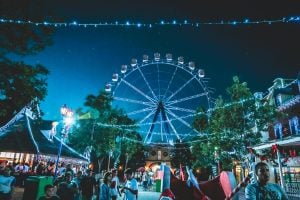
[1,159,291,200]
[0,159,141,200]
[37,167,139,200]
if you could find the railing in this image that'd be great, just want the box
[285,182,300,200]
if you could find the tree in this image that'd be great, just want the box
[192,76,280,171]
[171,140,193,169]
[0,1,53,125]
[68,91,144,171]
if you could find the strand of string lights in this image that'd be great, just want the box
[121,135,208,145]
[0,16,299,28]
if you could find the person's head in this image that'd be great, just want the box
[3,167,11,176]
[44,184,55,197]
[86,169,92,177]
[66,163,72,169]
[103,172,112,184]
[124,168,133,180]
[112,169,118,177]
[65,172,73,182]
[255,162,270,185]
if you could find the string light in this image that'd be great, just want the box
[121,134,209,145]
[0,17,299,28]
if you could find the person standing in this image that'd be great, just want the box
[0,167,16,200]
[121,168,138,200]
[56,172,78,200]
[110,169,121,200]
[245,162,289,200]
[81,169,97,200]
[100,172,112,200]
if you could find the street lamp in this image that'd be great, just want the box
[107,150,113,171]
[54,104,74,180]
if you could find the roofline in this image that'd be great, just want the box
[250,136,300,150]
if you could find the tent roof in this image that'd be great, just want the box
[0,109,87,161]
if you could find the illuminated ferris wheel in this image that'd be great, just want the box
[105,53,212,145]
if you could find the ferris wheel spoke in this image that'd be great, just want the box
[121,78,156,103]
[166,92,208,106]
[165,112,181,141]
[160,113,164,141]
[157,63,161,98]
[163,66,178,99]
[127,107,155,116]
[165,109,201,135]
[114,96,155,106]
[143,105,161,143]
[138,109,156,124]
[166,106,196,113]
[137,67,158,101]
[165,75,196,102]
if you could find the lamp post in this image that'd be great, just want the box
[107,150,113,171]
[125,153,129,170]
[54,104,74,180]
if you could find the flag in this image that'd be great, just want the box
[186,166,200,191]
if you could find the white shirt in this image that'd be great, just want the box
[124,178,138,200]
[110,176,119,196]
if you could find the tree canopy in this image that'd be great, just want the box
[0,1,53,125]
[68,91,144,171]
[192,76,280,170]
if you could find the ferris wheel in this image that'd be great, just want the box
[105,53,213,145]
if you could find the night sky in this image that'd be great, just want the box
[12,0,300,120]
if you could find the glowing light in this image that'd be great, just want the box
[64,117,74,125]
[52,121,59,127]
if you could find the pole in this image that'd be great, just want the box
[125,153,128,170]
[54,138,63,181]
[277,150,286,190]
[107,153,111,171]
